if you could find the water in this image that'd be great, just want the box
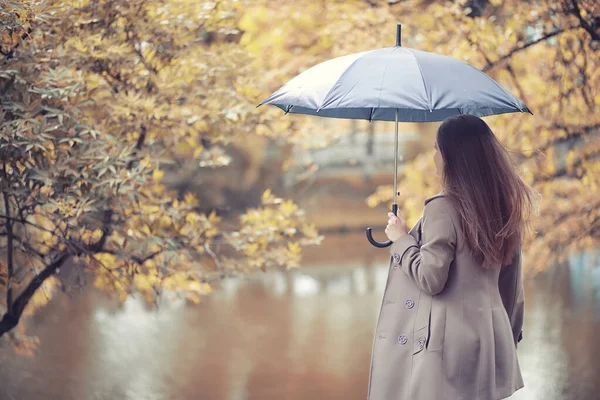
[0,234,599,400]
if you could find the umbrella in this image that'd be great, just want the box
[258,24,531,248]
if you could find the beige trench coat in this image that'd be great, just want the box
[367,194,524,400]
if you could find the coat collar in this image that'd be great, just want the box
[424,192,445,205]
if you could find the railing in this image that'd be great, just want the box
[287,131,418,179]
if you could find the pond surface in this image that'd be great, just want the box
[0,233,599,400]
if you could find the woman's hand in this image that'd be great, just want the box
[385,211,408,242]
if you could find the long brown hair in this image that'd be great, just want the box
[437,115,533,268]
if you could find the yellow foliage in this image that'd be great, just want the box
[152,169,165,183]
[94,253,118,269]
[183,192,198,206]
[279,199,297,216]
[288,241,301,255]
[245,242,259,256]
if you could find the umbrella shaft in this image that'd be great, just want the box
[393,108,399,208]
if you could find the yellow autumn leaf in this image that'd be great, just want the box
[95,252,118,268]
[301,223,319,239]
[183,192,198,206]
[194,120,208,132]
[280,199,296,216]
[288,241,301,255]
[187,292,202,304]
[204,227,218,238]
[188,281,213,295]
[245,242,259,255]
[152,169,164,182]
[207,210,221,224]
[193,145,205,158]
[261,188,273,203]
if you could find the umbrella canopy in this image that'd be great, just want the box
[259,47,530,122]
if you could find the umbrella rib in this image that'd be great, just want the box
[376,49,391,111]
[332,78,364,111]
[317,49,377,111]
[403,48,432,112]
[464,62,525,112]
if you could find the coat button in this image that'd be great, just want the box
[392,253,401,264]
[405,299,415,309]
[416,337,426,349]
[397,334,408,345]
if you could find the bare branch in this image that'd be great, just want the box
[126,124,147,169]
[532,150,600,184]
[0,214,58,235]
[0,209,112,337]
[2,190,14,311]
[526,123,600,157]
[464,32,530,105]
[0,252,69,337]
[483,27,577,72]
[85,209,113,253]
[12,236,46,261]
[205,242,223,270]
[102,248,163,265]
[505,63,529,105]
[567,0,600,41]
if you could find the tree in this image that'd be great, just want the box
[0,0,321,352]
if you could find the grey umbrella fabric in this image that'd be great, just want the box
[259,46,530,122]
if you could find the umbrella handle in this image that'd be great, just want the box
[365,204,398,248]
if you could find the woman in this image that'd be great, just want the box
[367,114,532,400]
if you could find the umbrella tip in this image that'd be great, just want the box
[396,23,402,47]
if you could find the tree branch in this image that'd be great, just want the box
[12,235,46,261]
[0,252,69,338]
[3,190,14,311]
[102,248,162,265]
[1,27,33,62]
[133,250,162,265]
[505,63,529,105]
[483,27,576,72]
[0,209,112,338]
[529,122,600,156]
[536,199,600,241]
[204,242,223,270]
[464,32,530,105]
[0,214,58,235]
[532,149,600,184]
[568,0,600,41]
[126,124,147,169]
[86,209,113,253]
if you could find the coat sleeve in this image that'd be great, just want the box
[389,199,456,296]
[498,248,525,347]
